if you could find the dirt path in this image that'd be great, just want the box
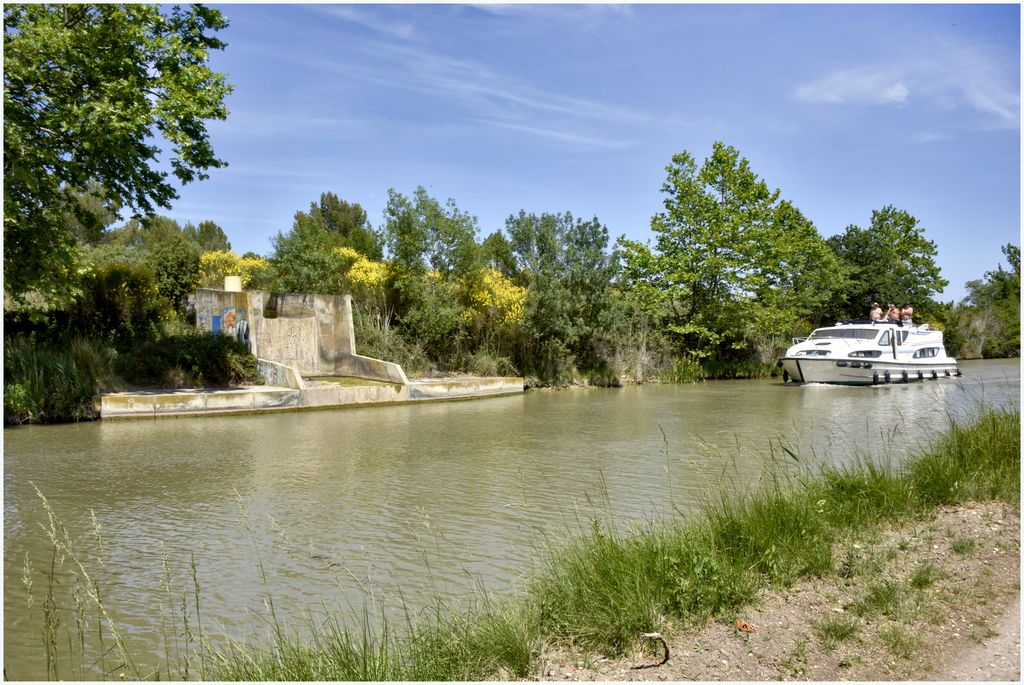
[936,594,1020,681]
[538,501,1020,682]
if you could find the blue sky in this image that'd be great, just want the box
[166,3,1021,302]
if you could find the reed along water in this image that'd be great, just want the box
[4,358,1018,679]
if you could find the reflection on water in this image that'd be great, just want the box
[4,358,1018,678]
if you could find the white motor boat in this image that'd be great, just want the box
[778,321,960,385]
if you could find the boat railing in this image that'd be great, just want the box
[792,336,808,345]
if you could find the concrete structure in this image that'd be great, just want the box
[99,286,524,419]
[194,288,407,384]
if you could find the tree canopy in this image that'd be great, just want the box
[294,192,383,260]
[956,243,1020,358]
[384,187,481,277]
[506,211,618,373]
[185,220,231,253]
[826,205,947,318]
[619,142,843,360]
[3,3,232,302]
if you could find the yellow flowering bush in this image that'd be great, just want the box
[464,268,526,326]
[199,251,271,290]
[348,258,390,292]
[332,246,362,269]
[332,247,391,293]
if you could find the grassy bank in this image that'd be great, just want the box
[207,406,1019,680]
[3,332,264,425]
[13,406,1019,680]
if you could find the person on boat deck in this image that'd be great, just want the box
[886,304,903,326]
[870,302,883,321]
[901,303,914,327]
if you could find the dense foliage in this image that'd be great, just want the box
[619,143,845,366]
[1,10,1016,415]
[4,3,232,305]
[254,144,1011,385]
[3,212,266,424]
[116,332,263,388]
[940,243,1020,359]
[826,206,948,320]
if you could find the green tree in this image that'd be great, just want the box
[826,205,947,320]
[620,143,847,365]
[382,187,483,366]
[80,218,149,269]
[507,211,575,370]
[67,262,169,349]
[739,201,849,361]
[383,187,481,277]
[141,216,201,314]
[506,211,618,378]
[481,230,517,277]
[4,4,232,303]
[184,219,231,252]
[269,215,347,294]
[62,181,122,245]
[956,243,1020,358]
[294,192,383,260]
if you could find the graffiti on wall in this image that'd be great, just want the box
[201,304,252,352]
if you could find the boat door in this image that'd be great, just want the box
[878,329,908,358]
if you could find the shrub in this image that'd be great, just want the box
[116,332,263,388]
[67,262,170,350]
[3,336,111,424]
[459,349,518,377]
[352,311,431,377]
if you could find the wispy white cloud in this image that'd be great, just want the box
[465,118,638,150]
[470,4,634,22]
[795,67,909,106]
[909,131,953,145]
[292,39,679,131]
[311,6,416,40]
[794,41,1019,128]
[232,5,682,151]
[940,45,1019,124]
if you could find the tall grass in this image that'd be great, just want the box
[13,407,1019,680]
[906,406,1021,504]
[657,356,706,383]
[3,336,114,424]
[517,405,1018,660]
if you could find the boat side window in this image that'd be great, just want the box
[900,331,909,344]
[810,328,878,340]
[913,347,939,359]
[878,331,890,346]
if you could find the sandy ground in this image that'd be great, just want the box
[536,501,1020,682]
[937,596,1020,682]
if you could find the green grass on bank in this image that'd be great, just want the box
[13,406,1020,680]
[205,406,1019,680]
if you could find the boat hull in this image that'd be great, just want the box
[780,357,960,385]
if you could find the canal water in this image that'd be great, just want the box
[3,359,1019,678]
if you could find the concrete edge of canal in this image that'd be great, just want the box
[100,376,525,420]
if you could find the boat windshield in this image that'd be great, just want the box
[809,328,879,341]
